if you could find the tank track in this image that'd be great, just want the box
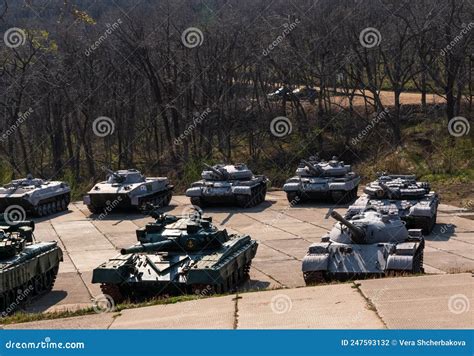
[386,240,425,276]
[303,271,325,285]
[236,183,267,208]
[138,189,173,209]
[0,265,59,315]
[330,187,358,204]
[192,261,252,295]
[32,192,70,217]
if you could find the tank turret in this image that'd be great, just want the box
[330,211,365,243]
[92,209,259,301]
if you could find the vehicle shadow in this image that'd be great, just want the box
[424,223,456,242]
[32,209,72,223]
[23,290,69,313]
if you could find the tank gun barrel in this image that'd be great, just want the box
[204,163,226,178]
[378,182,400,199]
[121,240,175,255]
[301,159,322,175]
[330,211,365,243]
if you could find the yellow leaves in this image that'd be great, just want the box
[28,29,58,53]
[73,9,96,25]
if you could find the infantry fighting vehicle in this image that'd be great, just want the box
[0,175,70,217]
[302,210,424,284]
[283,156,360,204]
[0,216,62,315]
[83,169,173,214]
[92,207,258,301]
[346,174,439,234]
[186,163,268,208]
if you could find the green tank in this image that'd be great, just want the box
[0,215,63,315]
[92,207,258,302]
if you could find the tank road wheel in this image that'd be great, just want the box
[190,197,206,208]
[100,284,125,304]
[236,194,251,208]
[243,262,252,276]
[87,205,102,214]
[286,192,301,204]
[303,271,325,285]
[420,216,436,235]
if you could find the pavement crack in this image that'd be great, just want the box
[352,282,388,329]
[232,293,241,329]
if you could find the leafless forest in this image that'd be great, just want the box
[0,0,472,193]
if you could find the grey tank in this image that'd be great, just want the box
[0,175,71,217]
[302,210,424,284]
[346,174,439,234]
[186,163,268,208]
[83,169,173,213]
[283,156,360,203]
[0,216,62,315]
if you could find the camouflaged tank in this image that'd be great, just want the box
[92,207,258,301]
[0,216,62,315]
[302,210,424,284]
[83,169,173,214]
[283,156,360,204]
[346,174,439,234]
[0,175,70,217]
[185,163,268,208]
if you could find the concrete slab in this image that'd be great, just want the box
[252,259,305,288]
[358,273,474,329]
[109,295,236,329]
[237,284,384,329]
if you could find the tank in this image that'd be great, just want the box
[302,210,424,284]
[0,216,63,315]
[91,208,258,301]
[283,156,360,204]
[346,173,439,234]
[185,163,268,208]
[0,175,71,217]
[83,169,173,213]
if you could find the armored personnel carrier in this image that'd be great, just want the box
[0,217,63,315]
[83,169,173,213]
[346,174,439,234]
[0,175,70,217]
[283,156,360,204]
[302,210,424,284]
[92,207,258,301]
[185,163,268,208]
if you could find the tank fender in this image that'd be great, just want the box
[302,254,329,272]
[185,187,203,197]
[386,241,420,270]
[282,182,300,192]
[231,186,252,195]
